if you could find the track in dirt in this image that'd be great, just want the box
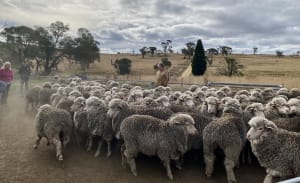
[0,94,268,183]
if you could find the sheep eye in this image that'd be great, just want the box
[258,127,263,130]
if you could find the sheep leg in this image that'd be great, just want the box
[94,139,103,157]
[124,149,138,176]
[53,138,63,161]
[86,136,93,152]
[263,169,283,183]
[175,159,183,170]
[106,141,112,157]
[163,159,173,181]
[204,152,215,177]
[33,135,42,149]
[247,148,252,164]
[121,144,126,167]
[224,147,240,183]
[224,158,236,183]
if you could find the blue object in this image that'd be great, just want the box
[278,177,300,183]
[0,81,6,93]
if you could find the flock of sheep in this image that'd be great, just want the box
[25,76,300,183]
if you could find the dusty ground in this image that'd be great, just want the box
[0,93,272,183]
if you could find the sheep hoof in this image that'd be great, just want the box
[60,161,65,169]
[167,174,174,181]
[227,176,236,183]
[205,173,212,178]
[94,152,100,158]
[33,145,38,149]
[106,152,112,158]
[132,172,138,177]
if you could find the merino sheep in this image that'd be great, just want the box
[203,99,246,183]
[289,88,300,98]
[70,97,88,146]
[25,86,41,112]
[39,85,56,106]
[107,99,174,139]
[33,104,73,162]
[264,97,289,119]
[201,96,220,117]
[247,117,300,183]
[84,97,113,157]
[288,98,300,116]
[120,113,197,180]
[245,102,300,133]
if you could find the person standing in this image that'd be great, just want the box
[19,61,31,94]
[0,62,13,105]
[156,63,170,87]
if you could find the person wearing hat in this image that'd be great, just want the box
[0,62,14,105]
[156,63,170,87]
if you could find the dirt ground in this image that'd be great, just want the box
[0,93,271,183]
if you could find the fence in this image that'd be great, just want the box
[30,75,285,90]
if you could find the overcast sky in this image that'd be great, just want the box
[0,0,300,54]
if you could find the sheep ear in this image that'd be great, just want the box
[264,120,277,130]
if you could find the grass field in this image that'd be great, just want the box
[24,53,300,89]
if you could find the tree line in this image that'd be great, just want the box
[0,21,99,75]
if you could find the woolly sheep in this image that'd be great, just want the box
[203,99,246,183]
[33,104,73,162]
[247,117,300,183]
[120,113,197,180]
[84,97,113,157]
[201,96,220,117]
[107,99,174,139]
[25,86,41,112]
[289,88,300,98]
[288,98,300,116]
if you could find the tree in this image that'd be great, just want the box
[71,28,100,70]
[161,57,172,68]
[139,47,147,58]
[185,42,195,59]
[149,47,157,57]
[207,48,218,55]
[220,46,232,56]
[181,48,188,59]
[31,21,70,75]
[217,57,244,77]
[253,47,258,55]
[111,58,132,74]
[276,50,284,57]
[0,26,36,65]
[161,40,172,57]
[191,39,207,76]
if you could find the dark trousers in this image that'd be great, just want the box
[20,79,29,94]
[1,83,10,104]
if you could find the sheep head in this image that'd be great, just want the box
[288,98,300,116]
[247,117,277,144]
[169,113,197,136]
[245,103,265,117]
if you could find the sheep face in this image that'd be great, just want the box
[288,98,300,116]
[155,96,169,107]
[68,90,82,101]
[268,98,290,116]
[245,103,265,117]
[71,97,86,112]
[107,99,126,123]
[247,117,277,143]
[84,97,106,112]
[169,114,197,135]
[143,97,159,107]
[202,97,219,115]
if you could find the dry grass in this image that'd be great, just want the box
[56,53,300,89]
